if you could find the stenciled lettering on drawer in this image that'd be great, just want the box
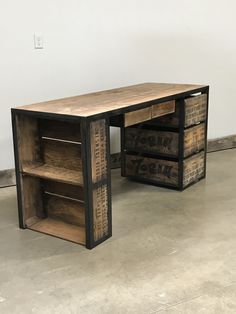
[125,155,178,185]
[90,119,107,183]
[93,185,108,241]
[125,128,178,156]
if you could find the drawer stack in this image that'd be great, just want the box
[121,93,208,190]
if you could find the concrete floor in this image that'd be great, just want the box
[0,149,236,314]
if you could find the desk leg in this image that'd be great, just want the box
[81,118,112,249]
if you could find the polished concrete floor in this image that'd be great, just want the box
[0,149,236,314]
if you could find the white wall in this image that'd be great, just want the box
[0,0,236,170]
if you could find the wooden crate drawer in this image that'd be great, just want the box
[125,123,205,158]
[123,151,205,189]
[184,123,205,157]
[125,154,179,186]
[152,100,175,119]
[124,107,152,127]
[145,94,207,128]
[124,100,175,127]
[184,94,208,127]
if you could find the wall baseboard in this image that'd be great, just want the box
[0,135,235,188]
[0,169,16,188]
[207,134,236,152]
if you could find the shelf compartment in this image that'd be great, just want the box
[40,118,81,143]
[151,100,175,119]
[43,180,84,201]
[15,114,82,173]
[22,163,83,186]
[28,218,85,245]
[15,114,83,186]
[22,175,86,244]
[112,100,176,127]
[124,107,152,127]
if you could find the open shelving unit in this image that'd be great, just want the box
[14,115,86,245]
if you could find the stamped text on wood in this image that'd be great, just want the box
[90,120,109,242]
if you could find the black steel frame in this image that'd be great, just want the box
[11,85,209,249]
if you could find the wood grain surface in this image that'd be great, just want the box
[144,103,181,128]
[45,194,85,227]
[43,180,84,201]
[16,115,41,170]
[23,163,83,186]
[184,124,205,157]
[184,94,207,127]
[22,176,44,223]
[183,151,205,187]
[40,119,81,142]
[42,139,82,171]
[144,93,207,128]
[125,123,205,158]
[125,127,179,156]
[14,83,207,117]
[29,218,86,244]
[124,151,205,188]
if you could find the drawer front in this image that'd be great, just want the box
[124,123,205,158]
[152,100,175,119]
[143,103,180,128]
[184,94,207,127]
[183,151,205,187]
[125,128,179,157]
[124,107,152,127]
[124,100,176,127]
[124,154,179,186]
[123,151,205,188]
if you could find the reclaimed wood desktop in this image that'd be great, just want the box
[12,83,209,249]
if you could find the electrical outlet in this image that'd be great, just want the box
[34,33,44,49]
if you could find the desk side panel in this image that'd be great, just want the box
[82,118,112,249]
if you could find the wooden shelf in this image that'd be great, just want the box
[28,218,86,245]
[22,163,83,186]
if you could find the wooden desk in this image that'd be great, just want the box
[12,83,209,249]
